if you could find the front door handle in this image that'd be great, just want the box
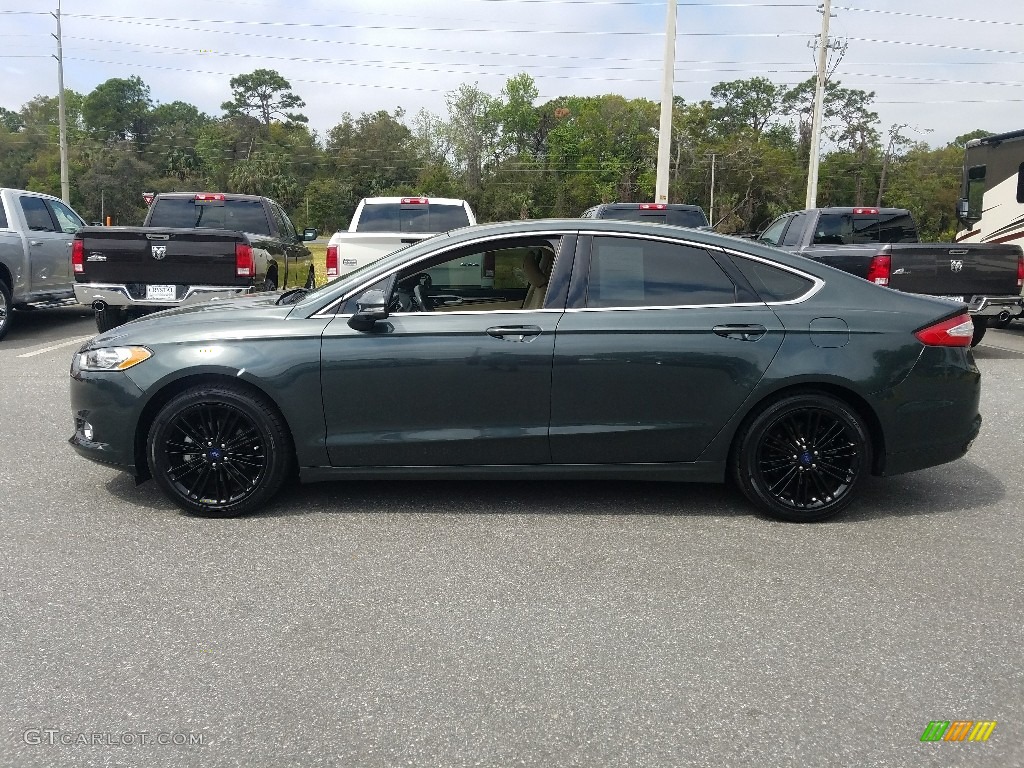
[486,325,542,342]
[713,324,767,341]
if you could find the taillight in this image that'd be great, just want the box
[326,245,339,277]
[71,239,84,274]
[639,203,666,210]
[852,207,879,215]
[867,254,891,286]
[400,197,428,204]
[196,193,226,202]
[235,243,254,277]
[1017,254,1023,289]
[914,313,974,347]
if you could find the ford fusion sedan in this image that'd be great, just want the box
[69,219,981,522]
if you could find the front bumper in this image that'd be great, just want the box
[74,282,255,309]
[68,364,147,474]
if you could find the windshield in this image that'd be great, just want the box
[147,198,272,235]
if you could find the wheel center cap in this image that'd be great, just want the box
[799,451,813,466]
[207,448,223,462]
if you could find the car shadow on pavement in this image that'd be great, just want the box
[102,457,1003,524]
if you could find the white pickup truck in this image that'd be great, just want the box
[326,196,476,279]
[0,187,87,341]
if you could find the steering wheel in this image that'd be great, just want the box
[406,272,434,312]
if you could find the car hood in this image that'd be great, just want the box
[86,294,296,348]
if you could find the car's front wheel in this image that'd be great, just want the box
[732,393,870,522]
[147,384,293,517]
[0,280,11,341]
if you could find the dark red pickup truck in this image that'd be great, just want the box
[758,207,1024,345]
[73,192,317,332]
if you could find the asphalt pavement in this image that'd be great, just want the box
[0,307,1021,767]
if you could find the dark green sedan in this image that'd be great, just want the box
[69,219,981,522]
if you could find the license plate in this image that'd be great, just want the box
[146,284,176,301]
[937,295,965,303]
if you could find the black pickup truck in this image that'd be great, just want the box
[73,192,317,332]
[757,207,1024,345]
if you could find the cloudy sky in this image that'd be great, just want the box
[2,0,1022,147]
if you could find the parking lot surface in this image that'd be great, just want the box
[1,307,1021,767]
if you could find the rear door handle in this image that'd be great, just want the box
[486,325,542,342]
[713,324,767,341]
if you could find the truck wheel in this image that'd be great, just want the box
[970,318,987,347]
[95,305,125,333]
[147,384,293,517]
[0,280,11,342]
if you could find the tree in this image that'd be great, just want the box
[221,69,307,130]
[82,76,153,144]
[711,77,787,141]
[326,110,417,199]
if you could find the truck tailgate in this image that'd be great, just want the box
[332,232,435,275]
[886,243,1022,297]
[76,227,247,285]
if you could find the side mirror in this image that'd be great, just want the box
[302,227,318,241]
[347,289,388,331]
[956,198,977,225]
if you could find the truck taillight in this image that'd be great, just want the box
[867,254,891,286]
[639,203,666,210]
[400,197,428,204]
[914,313,973,347]
[326,245,339,277]
[196,193,226,201]
[852,207,879,215]
[72,239,84,274]
[235,243,254,277]
[1017,254,1023,289]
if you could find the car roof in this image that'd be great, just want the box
[361,197,469,205]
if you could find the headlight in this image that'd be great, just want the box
[78,346,152,371]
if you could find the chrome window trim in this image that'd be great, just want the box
[312,228,574,318]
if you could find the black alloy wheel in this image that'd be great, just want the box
[733,393,870,522]
[147,385,293,517]
[0,280,11,341]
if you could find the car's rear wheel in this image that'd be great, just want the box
[147,384,293,517]
[94,305,125,333]
[732,393,870,522]
[0,280,11,341]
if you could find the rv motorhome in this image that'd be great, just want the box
[956,128,1024,246]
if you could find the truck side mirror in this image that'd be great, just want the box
[302,228,318,241]
[347,289,388,331]
[956,198,977,225]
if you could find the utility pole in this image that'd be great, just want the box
[804,0,833,209]
[709,153,716,227]
[52,0,70,204]
[654,0,677,204]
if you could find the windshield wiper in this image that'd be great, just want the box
[275,287,311,305]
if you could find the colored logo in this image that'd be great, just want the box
[920,721,997,742]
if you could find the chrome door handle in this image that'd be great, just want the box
[486,325,542,342]
[713,324,767,341]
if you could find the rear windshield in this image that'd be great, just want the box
[355,203,471,233]
[596,207,709,228]
[147,198,272,235]
[812,212,918,245]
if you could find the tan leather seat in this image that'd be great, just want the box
[522,249,554,309]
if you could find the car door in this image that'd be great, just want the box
[550,234,785,464]
[19,195,76,293]
[320,234,574,467]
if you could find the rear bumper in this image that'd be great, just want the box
[966,294,1024,317]
[74,283,254,309]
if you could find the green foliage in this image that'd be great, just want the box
[221,69,307,129]
[82,76,153,144]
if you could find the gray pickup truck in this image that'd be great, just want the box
[0,187,87,341]
[758,207,1024,345]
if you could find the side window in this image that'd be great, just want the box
[782,215,806,247]
[47,199,84,233]
[758,217,789,246]
[392,237,559,312]
[0,200,8,229]
[729,256,815,303]
[586,236,745,308]
[20,196,57,232]
[272,204,296,240]
[1017,163,1024,205]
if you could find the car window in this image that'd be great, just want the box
[813,213,918,245]
[782,214,805,247]
[20,196,56,232]
[758,216,789,246]
[47,199,85,233]
[270,203,296,240]
[729,256,815,303]
[391,236,560,312]
[585,236,746,307]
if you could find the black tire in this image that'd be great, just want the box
[147,384,293,517]
[732,393,871,523]
[305,265,316,290]
[0,280,11,342]
[263,271,278,292]
[94,305,125,333]
[970,318,987,347]
[989,315,1012,330]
